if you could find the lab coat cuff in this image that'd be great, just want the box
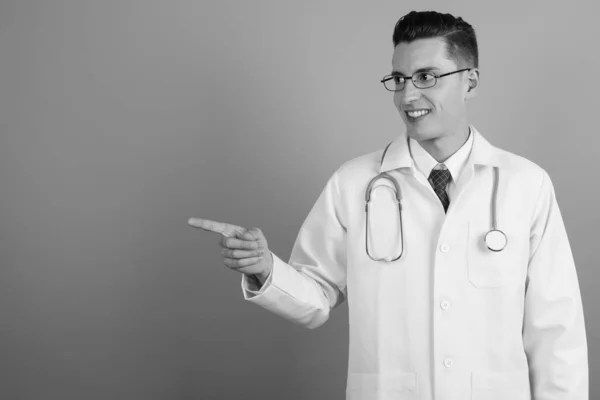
[240,252,296,305]
[241,256,275,296]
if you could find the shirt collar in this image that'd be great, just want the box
[379,125,506,174]
[409,127,474,181]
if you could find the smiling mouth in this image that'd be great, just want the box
[405,109,431,118]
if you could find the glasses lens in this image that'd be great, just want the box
[383,77,401,91]
[413,72,436,89]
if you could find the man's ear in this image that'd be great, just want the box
[465,68,479,101]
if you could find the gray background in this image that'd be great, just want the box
[0,0,597,399]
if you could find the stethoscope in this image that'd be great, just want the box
[365,141,507,262]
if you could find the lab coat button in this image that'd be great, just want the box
[440,243,451,253]
[440,300,451,310]
[444,358,454,368]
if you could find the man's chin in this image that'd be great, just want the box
[405,126,434,142]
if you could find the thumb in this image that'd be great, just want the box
[238,227,264,243]
[233,227,254,240]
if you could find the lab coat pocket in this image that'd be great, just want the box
[467,221,528,288]
[471,370,531,400]
[347,372,419,399]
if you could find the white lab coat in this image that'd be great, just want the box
[241,126,588,400]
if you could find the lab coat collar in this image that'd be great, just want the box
[468,126,506,168]
[379,125,506,173]
[379,131,413,173]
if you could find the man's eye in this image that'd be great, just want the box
[416,72,435,82]
[393,76,404,85]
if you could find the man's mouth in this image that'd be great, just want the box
[405,109,431,118]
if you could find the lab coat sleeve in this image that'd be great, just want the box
[240,171,347,329]
[523,170,589,399]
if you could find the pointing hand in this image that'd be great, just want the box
[187,218,273,282]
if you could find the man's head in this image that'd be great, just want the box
[388,11,480,142]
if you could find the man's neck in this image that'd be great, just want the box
[418,125,471,163]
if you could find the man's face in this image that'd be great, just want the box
[391,37,475,141]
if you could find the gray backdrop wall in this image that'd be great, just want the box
[0,0,597,399]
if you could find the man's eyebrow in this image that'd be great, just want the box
[391,66,441,76]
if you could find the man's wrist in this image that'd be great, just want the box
[254,269,270,286]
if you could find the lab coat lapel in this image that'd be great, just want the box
[449,127,508,216]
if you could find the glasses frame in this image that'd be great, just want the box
[380,68,472,92]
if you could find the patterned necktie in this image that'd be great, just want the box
[428,167,452,213]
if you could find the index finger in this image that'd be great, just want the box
[188,218,245,238]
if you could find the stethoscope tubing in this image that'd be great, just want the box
[491,166,499,231]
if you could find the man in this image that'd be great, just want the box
[188,11,588,400]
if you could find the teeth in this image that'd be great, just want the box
[407,110,430,118]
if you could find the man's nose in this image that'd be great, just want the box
[398,79,421,104]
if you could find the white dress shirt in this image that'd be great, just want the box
[409,127,474,201]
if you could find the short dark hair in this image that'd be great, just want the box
[392,11,479,68]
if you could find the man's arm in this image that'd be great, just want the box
[240,171,348,329]
[523,170,588,399]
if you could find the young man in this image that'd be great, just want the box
[189,11,588,400]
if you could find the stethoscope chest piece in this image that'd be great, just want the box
[485,229,507,252]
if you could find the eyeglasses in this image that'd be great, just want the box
[380,68,472,92]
